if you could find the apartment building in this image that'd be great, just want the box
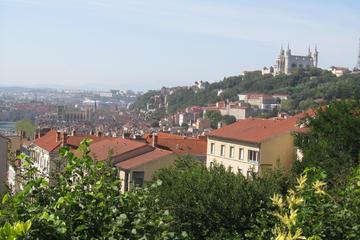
[206,116,304,177]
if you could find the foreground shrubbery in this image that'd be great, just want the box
[0,140,182,239]
[150,159,360,240]
[150,157,288,239]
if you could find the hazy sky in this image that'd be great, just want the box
[0,0,359,91]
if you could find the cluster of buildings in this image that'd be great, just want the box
[0,107,314,194]
[157,93,287,136]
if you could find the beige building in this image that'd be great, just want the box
[206,116,304,177]
[117,149,176,192]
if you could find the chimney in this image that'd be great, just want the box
[71,129,76,136]
[61,132,68,147]
[56,131,61,142]
[152,134,158,148]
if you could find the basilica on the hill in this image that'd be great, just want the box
[262,45,319,75]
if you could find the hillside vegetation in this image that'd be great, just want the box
[133,68,360,115]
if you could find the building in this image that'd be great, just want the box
[0,134,9,192]
[206,115,306,177]
[195,118,211,130]
[329,66,350,77]
[16,130,176,192]
[0,134,22,192]
[86,137,176,192]
[57,106,95,122]
[145,132,207,163]
[219,103,252,120]
[272,45,318,75]
[238,93,280,110]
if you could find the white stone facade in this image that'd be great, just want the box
[273,45,318,75]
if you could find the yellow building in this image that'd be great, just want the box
[206,116,303,177]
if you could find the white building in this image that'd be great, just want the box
[329,66,350,77]
[273,45,318,75]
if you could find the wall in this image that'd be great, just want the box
[0,137,8,192]
[206,136,260,176]
[118,153,177,192]
[285,55,314,74]
[259,132,296,172]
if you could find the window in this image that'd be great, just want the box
[239,148,244,160]
[248,150,259,162]
[210,143,215,154]
[220,145,225,156]
[210,161,214,168]
[237,167,242,175]
[229,146,235,158]
[132,171,145,187]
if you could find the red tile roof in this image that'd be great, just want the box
[89,138,147,161]
[145,133,207,156]
[66,135,111,148]
[33,130,61,152]
[33,130,114,153]
[207,116,301,144]
[116,148,173,170]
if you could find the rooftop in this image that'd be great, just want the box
[116,148,173,170]
[207,109,317,144]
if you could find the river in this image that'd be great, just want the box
[0,121,16,135]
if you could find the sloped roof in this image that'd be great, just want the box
[89,138,148,161]
[207,108,319,144]
[116,148,173,170]
[66,135,112,148]
[207,117,300,144]
[145,133,207,156]
[33,130,61,152]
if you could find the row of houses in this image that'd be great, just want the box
[1,109,313,193]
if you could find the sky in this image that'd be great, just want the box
[0,0,359,91]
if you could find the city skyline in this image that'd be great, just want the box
[1,0,360,91]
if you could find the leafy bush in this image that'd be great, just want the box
[150,156,289,239]
[0,139,182,239]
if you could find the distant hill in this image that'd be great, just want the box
[133,68,360,116]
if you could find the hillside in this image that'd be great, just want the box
[133,68,360,115]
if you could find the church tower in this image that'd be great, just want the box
[313,45,319,68]
[355,38,360,70]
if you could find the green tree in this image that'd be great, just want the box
[0,140,182,239]
[222,115,236,125]
[150,156,288,239]
[294,100,360,184]
[204,110,223,129]
[15,119,35,139]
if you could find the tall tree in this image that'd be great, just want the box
[294,99,360,184]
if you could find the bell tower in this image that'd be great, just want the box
[313,45,319,68]
[355,38,360,71]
